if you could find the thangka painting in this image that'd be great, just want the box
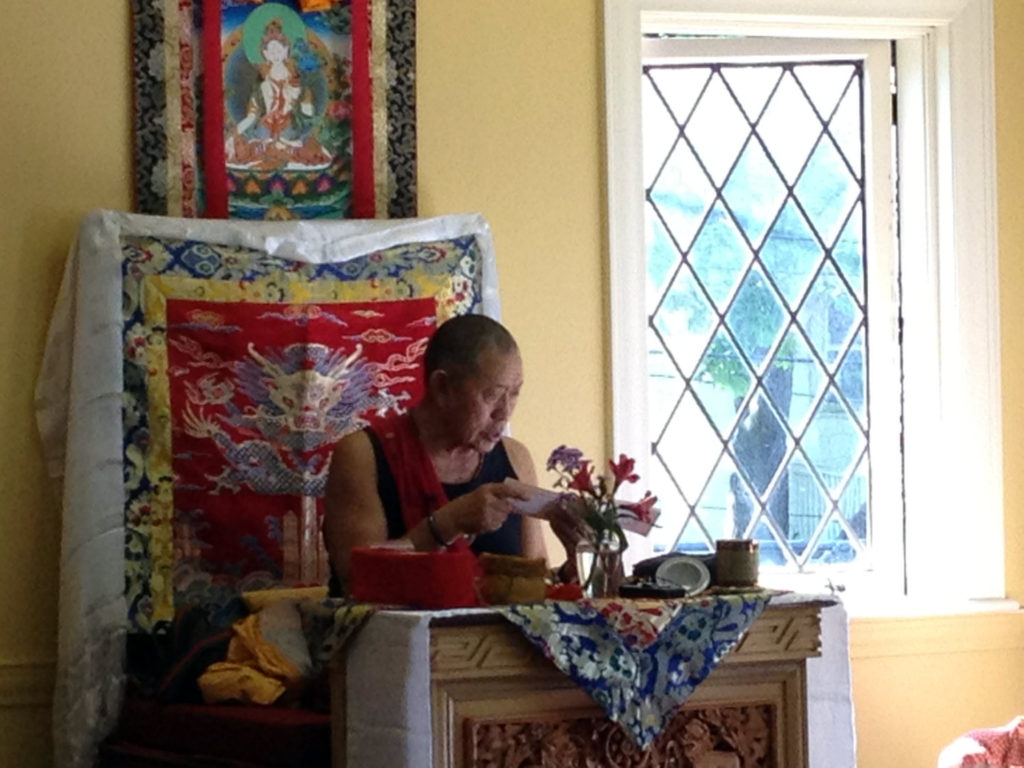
[213,3,355,218]
[122,234,483,633]
[130,0,416,220]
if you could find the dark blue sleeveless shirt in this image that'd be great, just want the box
[365,428,523,556]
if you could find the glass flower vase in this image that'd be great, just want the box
[575,531,624,599]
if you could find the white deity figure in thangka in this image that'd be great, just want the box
[178,339,414,497]
[224,13,333,170]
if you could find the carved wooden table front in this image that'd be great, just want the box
[330,600,825,768]
[429,601,825,768]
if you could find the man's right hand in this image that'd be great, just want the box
[438,481,531,539]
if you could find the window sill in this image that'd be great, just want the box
[843,595,1021,620]
[760,571,1019,620]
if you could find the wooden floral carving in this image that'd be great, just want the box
[467,704,775,768]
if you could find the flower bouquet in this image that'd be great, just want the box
[546,445,658,596]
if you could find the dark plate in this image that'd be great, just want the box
[618,582,693,598]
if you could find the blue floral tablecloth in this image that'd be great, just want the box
[496,589,773,749]
[297,589,773,750]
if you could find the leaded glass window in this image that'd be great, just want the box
[642,51,896,575]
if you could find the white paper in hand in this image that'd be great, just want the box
[503,479,660,536]
[502,478,562,518]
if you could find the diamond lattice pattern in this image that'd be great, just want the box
[644,60,870,571]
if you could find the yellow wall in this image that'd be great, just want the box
[851,613,1024,766]
[418,2,608,464]
[1,1,1023,766]
[0,3,132,766]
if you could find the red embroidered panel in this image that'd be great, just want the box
[164,296,435,594]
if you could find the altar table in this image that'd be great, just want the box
[329,598,830,768]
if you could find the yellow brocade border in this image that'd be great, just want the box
[142,279,175,623]
[179,0,199,217]
[140,273,452,623]
[163,0,183,216]
[371,0,389,217]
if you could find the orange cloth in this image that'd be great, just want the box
[197,602,308,705]
[198,662,285,705]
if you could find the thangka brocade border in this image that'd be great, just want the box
[121,234,482,632]
[164,0,184,214]
[131,0,169,215]
[385,0,416,217]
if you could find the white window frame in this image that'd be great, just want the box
[639,37,902,595]
[604,0,1002,602]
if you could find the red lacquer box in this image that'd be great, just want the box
[349,547,479,609]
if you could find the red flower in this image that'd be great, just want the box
[621,491,657,523]
[567,461,594,493]
[608,454,640,488]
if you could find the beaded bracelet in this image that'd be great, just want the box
[426,511,455,548]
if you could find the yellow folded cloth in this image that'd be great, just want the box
[198,599,311,705]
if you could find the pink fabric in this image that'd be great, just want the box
[943,717,1024,767]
